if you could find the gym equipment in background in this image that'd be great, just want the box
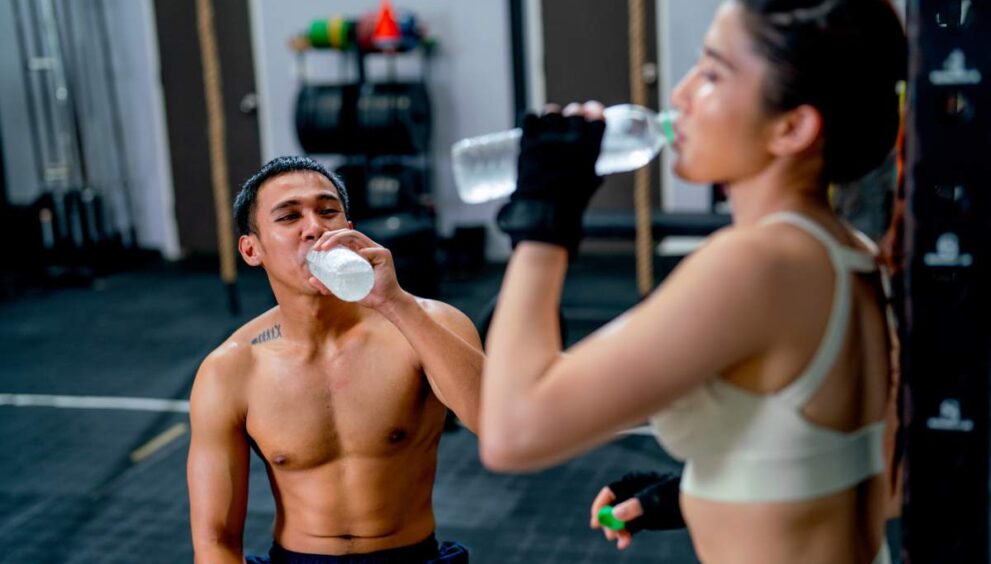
[295,82,431,157]
[5,0,151,295]
[291,0,439,297]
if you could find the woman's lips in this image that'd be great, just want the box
[671,125,685,151]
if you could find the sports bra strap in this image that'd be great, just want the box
[847,229,882,273]
[757,212,875,408]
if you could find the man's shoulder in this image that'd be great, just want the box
[197,306,280,382]
[409,296,481,345]
[229,305,283,346]
[410,296,472,327]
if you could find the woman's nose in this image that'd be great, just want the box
[671,70,692,113]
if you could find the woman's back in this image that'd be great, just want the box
[676,210,893,563]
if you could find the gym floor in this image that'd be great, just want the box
[0,253,900,563]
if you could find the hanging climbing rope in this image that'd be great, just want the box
[628,0,653,297]
[195,0,239,314]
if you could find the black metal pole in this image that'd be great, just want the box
[508,0,528,123]
[901,1,990,562]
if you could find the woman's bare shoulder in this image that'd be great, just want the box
[681,225,797,287]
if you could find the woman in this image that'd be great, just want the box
[479,0,906,562]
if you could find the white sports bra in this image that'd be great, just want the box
[650,211,888,503]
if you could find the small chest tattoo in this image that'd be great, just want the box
[251,324,282,345]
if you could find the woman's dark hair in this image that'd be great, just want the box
[233,155,350,236]
[737,0,907,183]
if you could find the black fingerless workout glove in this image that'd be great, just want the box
[607,470,686,533]
[496,112,605,258]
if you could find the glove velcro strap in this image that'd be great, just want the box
[496,199,584,257]
[631,473,685,532]
[607,471,686,533]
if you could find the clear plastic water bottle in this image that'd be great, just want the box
[450,104,677,204]
[306,247,375,302]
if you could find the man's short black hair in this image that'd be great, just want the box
[234,155,351,236]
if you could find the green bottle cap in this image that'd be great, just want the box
[597,505,626,531]
[659,110,678,146]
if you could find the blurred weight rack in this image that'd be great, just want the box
[291,3,440,297]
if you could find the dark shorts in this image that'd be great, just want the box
[246,534,469,564]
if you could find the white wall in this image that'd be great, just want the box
[103,0,180,258]
[657,0,723,212]
[0,0,180,258]
[248,0,514,256]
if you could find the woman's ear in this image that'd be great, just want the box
[767,104,823,158]
[238,234,263,266]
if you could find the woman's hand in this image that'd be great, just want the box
[589,485,645,550]
[496,101,606,258]
[589,470,686,550]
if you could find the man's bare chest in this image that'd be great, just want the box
[244,345,440,469]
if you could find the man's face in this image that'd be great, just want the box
[239,170,350,292]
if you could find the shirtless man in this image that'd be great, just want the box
[187,156,482,563]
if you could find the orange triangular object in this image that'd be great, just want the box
[373,0,401,48]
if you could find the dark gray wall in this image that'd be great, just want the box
[541,0,660,211]
[154,0,261,255]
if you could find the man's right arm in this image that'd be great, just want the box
[187,350,250,564]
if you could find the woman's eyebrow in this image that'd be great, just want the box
[702,45,739,73]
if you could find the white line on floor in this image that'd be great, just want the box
[6,394,651,440]
[0,393,190,413]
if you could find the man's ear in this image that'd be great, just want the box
[766,104,822,158]
[238,234,263,266]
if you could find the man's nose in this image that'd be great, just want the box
[301,211,324,241]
